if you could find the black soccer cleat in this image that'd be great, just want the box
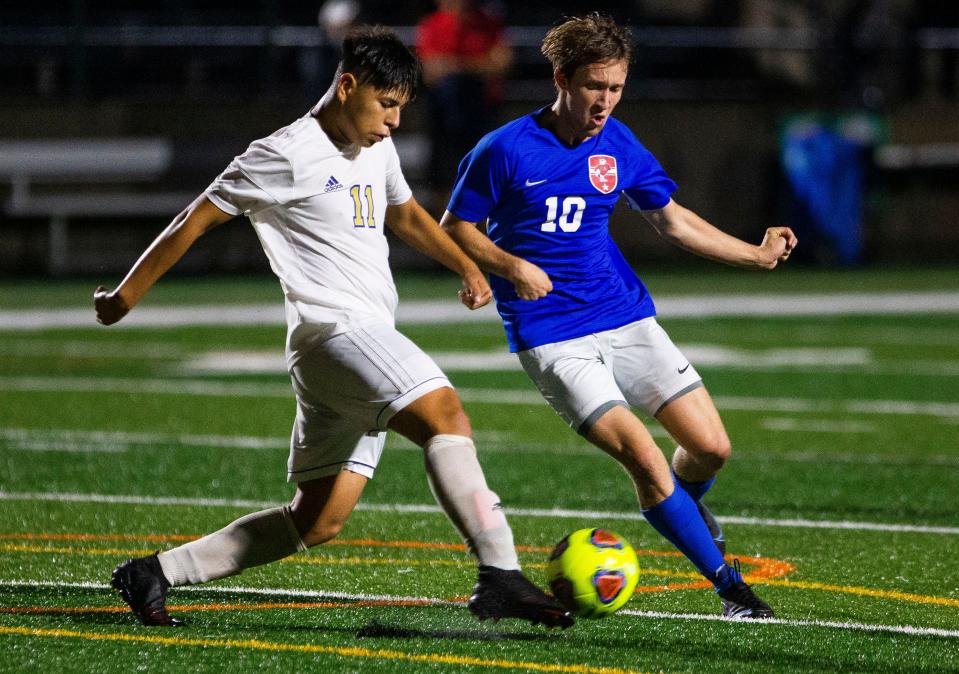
[696,500,727,556]
[468,566,575,629]
[111,553,183,626]
[715,560,774,620]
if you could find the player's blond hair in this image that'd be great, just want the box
[541,13,633,80]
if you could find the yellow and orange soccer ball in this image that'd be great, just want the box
[546,528,640,618]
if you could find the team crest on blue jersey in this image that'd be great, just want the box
[588,155,618,194]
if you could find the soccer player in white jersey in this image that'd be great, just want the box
[441,14,798,619]
[94,27,572,629]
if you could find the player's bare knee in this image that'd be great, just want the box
[300,518,345,548]
[690,434,731,470]
[390,387,472,446]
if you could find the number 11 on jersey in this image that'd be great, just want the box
[351,185,376,228]
[541,196,585,233]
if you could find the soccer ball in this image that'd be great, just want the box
[546,528,639,618]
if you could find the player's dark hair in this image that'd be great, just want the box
[337,26,421,99]
[541,13,633,81]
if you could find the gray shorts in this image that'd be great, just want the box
[287,322,451,482]
[517,317,702,436]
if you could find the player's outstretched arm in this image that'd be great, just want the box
[642,199,797,270]
[440,211,552,301]
[93,196,233,325]
[385,197,492,310]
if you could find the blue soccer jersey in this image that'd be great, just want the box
[448,108,678,351]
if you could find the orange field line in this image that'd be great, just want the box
[0,542,791,585]
[0,625,654,674]
[0,532,795,577]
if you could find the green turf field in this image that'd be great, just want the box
[1,270,958,673]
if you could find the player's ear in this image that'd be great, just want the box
[553,68,569,92]
[336,72,358,102]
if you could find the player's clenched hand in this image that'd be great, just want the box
[458,271,493,310]
[93,286,130,326]
[509,259,552,300]
[758,227,798,269]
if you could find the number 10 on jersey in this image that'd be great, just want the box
[351,184,376,228]
[541,196,585,232]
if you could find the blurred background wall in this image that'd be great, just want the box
[1,0,957,277]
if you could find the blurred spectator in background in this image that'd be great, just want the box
[298,0,361,104]
[416,0,513,215]
[740,0,817,92]
[826,0,913,109]
[918,0,958,99]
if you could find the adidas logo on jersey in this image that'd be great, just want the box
[324,175,345,193]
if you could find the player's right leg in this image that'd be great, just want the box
[386,386,573,628]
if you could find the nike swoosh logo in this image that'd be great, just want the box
[678,363,690,374]
[525,179,547,186]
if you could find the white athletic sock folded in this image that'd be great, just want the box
[423,434,520,570]
[158,505,306,586]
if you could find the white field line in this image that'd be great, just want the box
[617,608,959,640]
[5,375,959,419]
[0,339,184,359]
[736,448,959,467]
[0,428,287,451]
[0,428,618,456]
[4,292,959,331]
[5,427,957,466]
[3,441,128,454]
[178,346,877,375]
[2,490,958,536]
[0,580,457,607]
[760,418,878,433]
[792,324,959,347]
[2,579,957,640]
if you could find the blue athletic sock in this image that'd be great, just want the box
[642,485,726,584]
[672,469,715,502]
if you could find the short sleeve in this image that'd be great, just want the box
[621,139,678,211]
[385,140,413,206]
[447,134,511,223]
[205,140,293,216]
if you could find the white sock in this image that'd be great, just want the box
[157,506,306,586]
[423,434,520,570]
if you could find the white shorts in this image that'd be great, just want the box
[286,322,451,482]
[517,317,702,436]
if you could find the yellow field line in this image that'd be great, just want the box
[0,543,155,557]
[755,578,959,608]
[0,625,652,674]
[0,600,441,615]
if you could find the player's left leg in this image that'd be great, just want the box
[656,386,730,554]
[388,386,573,628]
[655,388,774,618]
[112,472,367,627]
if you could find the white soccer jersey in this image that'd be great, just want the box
[205,112,413,361]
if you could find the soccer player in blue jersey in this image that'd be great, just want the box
[441,14,797,619]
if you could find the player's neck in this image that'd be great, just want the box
[313,95,355,149]
[543,104,590,148]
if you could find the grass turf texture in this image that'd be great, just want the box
[1,270,958,672]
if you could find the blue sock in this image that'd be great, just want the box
[642,485,726,585]
[672,469,715,502]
